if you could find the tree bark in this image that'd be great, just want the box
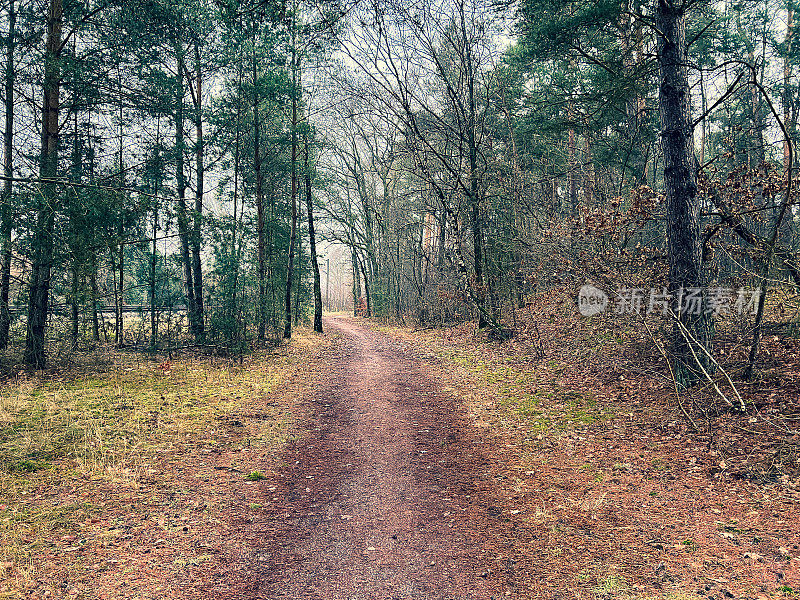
[253,46,266,341]
[115,88,125,347]
[70,266,79,343]
[785,1,794,172]
[567,104,578,215]
[90,254,99,342]
[461,5,487,329]
[230,64,242,335]
[352,248,361,317]
[113,240,124,347]
[656,0,712,388]
[150,205,158,347]
[284,28,298,339]
[24,0,62,367]
[304,135,323,332]
[360,257,371,318]
[0,0,15,350]
[149,125,161,349]
[174,42,196,337]
[191,43,204,339]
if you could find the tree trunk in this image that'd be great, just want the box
[90,255,99,342]
[114,242,124,347]
[231,64,242,332]
[360,258,372,318]
[656,0,712,389]
[568,113,578,215]
[785,1,794,172]
[284,29,298,339]
[304,135,323,332]
[110,248,119,344]
[352,248,361,316]
[174,44,196,337]
[0,0,15,350]
[24,0,61,367]
[253,47,266,341]
[115,96,125,347]
[294,224,302,326]
[191,43,204,340]
[584,135,595,206]
[70,266,79,344]
[751,78,765,168]
[471,203,486,328]
[462,6,486,329]
[149,125,161,349]
[69,101,81,347]
[150,206,158,348]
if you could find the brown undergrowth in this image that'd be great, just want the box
[363,289,800,599]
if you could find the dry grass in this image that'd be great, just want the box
[365,296,800,599]
[0,331,324,597]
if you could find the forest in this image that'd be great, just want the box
[0,0,793,376]
[0,0,799,598]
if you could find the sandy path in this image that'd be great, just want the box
[236,316,513,599]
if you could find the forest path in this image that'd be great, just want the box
[236,316,516,599]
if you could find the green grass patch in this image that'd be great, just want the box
[594,574,628,596]
[434,340,614,437]
[0,355,286,478]
[0,341,310,589]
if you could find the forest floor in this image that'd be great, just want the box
[1,296,799,599]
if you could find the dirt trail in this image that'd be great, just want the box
[233,316,516,599]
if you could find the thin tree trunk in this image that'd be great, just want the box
[0,0,15,350]
[284,26,298,339]
[150,207,158,347]
[25,0,61,367]
[360,258,371,318]
[568,116,578,215]
[748,48,765,168]
[70,267,79,343]
[294,223,302,326]
[191,43,204,339]
[461,5,486,329]
[785,1,794,171]
[253,46,266,341]
[115,241,124,346]
[304,135,323,332]
[231,64,242,333]
[115,79,125,348]
[584,135,595,206]
[149,123,161,348]
[174,43,196,336]
[90,255,99,342]
[437,208,446,271]
[352,248,361,316]
[69,106,80,345]
[471,203,486,327]
[699,67,707,167]
[110,249,119,345]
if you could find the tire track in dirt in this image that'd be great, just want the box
[231,316,517,599]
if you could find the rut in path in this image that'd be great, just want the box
[236,316,518,599]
